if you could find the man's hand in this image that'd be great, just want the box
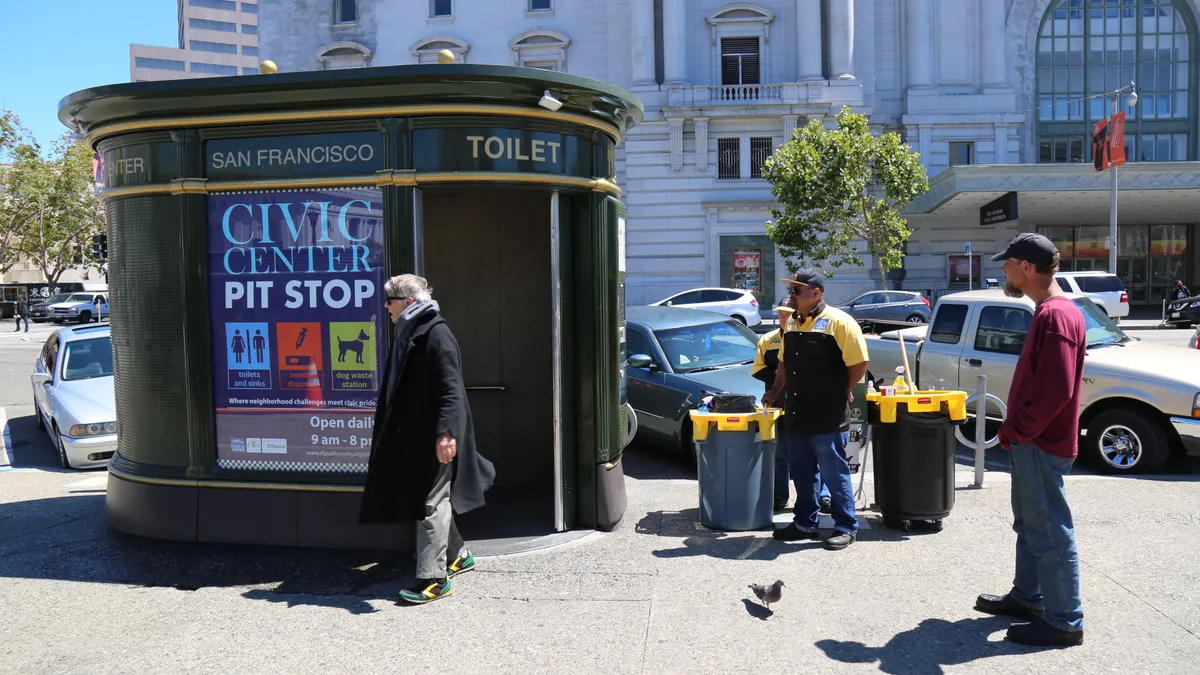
[436,432,457,464]
[997,425,1011,451]
[847,389,854,403]
[762,390,779,409]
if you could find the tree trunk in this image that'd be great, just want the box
[875,254,888,291]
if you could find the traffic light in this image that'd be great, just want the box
[91,233,108,260]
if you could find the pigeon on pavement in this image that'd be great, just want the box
[748,579,785,609]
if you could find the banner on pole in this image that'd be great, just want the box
[1092,111,1127,171]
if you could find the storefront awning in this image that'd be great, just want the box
[904,162,1200,226]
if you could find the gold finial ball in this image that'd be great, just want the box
[436,49,456,64]
[259,60,278,74]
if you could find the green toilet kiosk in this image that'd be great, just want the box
[58,62,643,551]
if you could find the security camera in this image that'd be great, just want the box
[538,90,563,112]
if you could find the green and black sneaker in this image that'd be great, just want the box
[399,578,452,604]
[447,550,476,577]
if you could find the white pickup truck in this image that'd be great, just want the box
[865,289,1200,474]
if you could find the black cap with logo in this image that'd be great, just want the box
[991,232,1059,268]
[780,268,825,291]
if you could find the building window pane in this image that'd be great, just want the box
[431,0,452,17]
[189,18,236,32]
[241,23,257,34]
[1038,0,1193,164]
[720,37,760,86]
[949,142,973,166]
[530,0,551,10]
[717,138,740,179]
[243,45,258,56]
[135,57,187,71]
[191,62,239,75]
[241,3,258,14]
[188,0,237,10]
[336,0,357,23]
[242,67,259,74]
[190,40,238,54]
[749,137,773,178]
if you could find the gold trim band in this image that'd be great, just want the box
[100,171,622,199]
[108,463,365,493]
[86,103,622,146]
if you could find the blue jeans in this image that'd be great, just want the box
[1008,442,1084,632]
[786,430,856,534]
[773,445,829,503]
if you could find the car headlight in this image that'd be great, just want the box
[68,421,117,437]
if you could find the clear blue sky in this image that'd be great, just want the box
[1,0,177,148]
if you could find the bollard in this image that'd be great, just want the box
[974,375,987,488]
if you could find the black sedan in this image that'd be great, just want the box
[625,306,767,455]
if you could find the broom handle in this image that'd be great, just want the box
[897,333,916,392]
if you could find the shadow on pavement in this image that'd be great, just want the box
[0,492,421,614]
[635,508,929,561]
[816,616,1026,674]
[621,444,696,481]
[3,413,63,469]
[741,598,773,621]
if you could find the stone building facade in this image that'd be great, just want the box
[257,0,1200,308]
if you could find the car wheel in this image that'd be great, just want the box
[53,424,72,470]
[733,314,748,325]
[905,314,925,323]
[34,400,45,431]
[1086,409,1169,474]
[78,311,91,324]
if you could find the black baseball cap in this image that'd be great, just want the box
[991,232,1058,267]
[780,268,825,291]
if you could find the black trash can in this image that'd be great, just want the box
[868,397,965,531]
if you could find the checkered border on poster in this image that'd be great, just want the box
[217,458,369,473]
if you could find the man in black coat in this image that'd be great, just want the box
[359,274,495,604]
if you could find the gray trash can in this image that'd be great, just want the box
[689,409,783,531]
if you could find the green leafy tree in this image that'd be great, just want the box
[762,106,929,289]
[0,111,105,287]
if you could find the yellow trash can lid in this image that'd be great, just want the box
[865,390,968,424]
[688,408,783,442]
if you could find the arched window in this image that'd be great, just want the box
[1036,0,1195,163]
[509,30,570,71]
[314,41,373,70]
[411,36,470,64]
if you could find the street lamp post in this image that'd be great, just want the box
[1108,81,1138,275]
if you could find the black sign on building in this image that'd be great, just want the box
[980,191,1019,226]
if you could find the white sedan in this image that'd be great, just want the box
[649,287,762,327]
[30,324,117,470]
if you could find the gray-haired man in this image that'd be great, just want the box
[359,274,496,604]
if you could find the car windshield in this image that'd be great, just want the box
[40,294,70,305]
[61,337,114,381]
[652,320,758,373]
[1073,298,1129,347]
[63,294,94,303]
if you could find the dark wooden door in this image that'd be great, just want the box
[422,188,552,490]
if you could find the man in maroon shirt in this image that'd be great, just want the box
[974,232,1086,647]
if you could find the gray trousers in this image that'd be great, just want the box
[416,463,466,580]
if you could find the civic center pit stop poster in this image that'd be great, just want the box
[208,189,386,472]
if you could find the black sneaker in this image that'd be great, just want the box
[772,523,820,542]
[1006,618,1083,647]
[447,550,476,577]
[773,500,789,513]
[819,497,832,514]
[975,593,1045,621]
[399,578,452,604]
[824,531,856,550]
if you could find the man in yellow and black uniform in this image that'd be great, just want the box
[763,269,869,551]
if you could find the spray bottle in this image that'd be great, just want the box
[892,366,910,395]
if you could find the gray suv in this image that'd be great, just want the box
[838,291,932,324]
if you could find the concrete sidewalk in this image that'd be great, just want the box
[1,453,1198,674]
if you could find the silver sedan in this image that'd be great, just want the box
[30,324,117,470]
